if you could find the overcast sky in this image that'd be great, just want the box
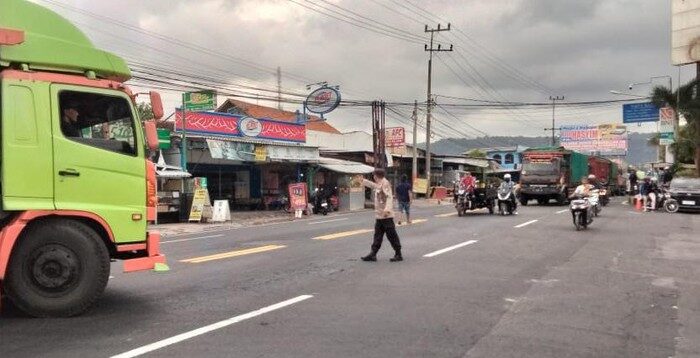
[34,0,699,141]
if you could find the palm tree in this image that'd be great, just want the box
[650,79,700,176]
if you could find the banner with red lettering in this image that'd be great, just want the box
[175,111,306,142]
[560,124,627,156]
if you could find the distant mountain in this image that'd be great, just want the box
[419,133,656,166]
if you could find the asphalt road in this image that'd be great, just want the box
[2,200,700,358]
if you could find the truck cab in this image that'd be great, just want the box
[0,0,165,317]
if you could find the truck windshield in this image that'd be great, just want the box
[522,162,559,175]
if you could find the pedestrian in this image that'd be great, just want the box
[358,168,403,262]
[395,174,412,225]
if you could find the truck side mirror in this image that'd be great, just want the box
[149,91,164,120]
[144,120,159,151]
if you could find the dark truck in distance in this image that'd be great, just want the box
[519,147,589,205]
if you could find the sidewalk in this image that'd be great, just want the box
[151,198,449,237]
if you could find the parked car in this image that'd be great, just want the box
[669,177,700,212]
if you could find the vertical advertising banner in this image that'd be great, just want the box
[288,182,308,211]
[659,107,675,145]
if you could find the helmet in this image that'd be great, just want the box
[588,174,596,180]
[651,177,658,182]
[504,174,511,180]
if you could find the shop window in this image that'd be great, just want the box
[59,90,137,156]
[505,153,514,164]
[492,154,502,164]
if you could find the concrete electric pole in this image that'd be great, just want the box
[547,95,564,146]
[424,23,452,186]
[411,100,418,184]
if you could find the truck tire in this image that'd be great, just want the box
[4,219,110,317]
[520,197,528,206]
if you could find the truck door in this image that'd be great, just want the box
[51,85,147,243]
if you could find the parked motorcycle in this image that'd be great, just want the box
[570,195,593,231]
[497,186,516,215]
[311,187,331,215]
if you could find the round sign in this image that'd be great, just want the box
[305,87,341,114]
[239,117,262,137]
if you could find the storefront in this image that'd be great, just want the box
[165,111,320,211]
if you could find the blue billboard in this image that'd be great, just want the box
[622,102,659,123]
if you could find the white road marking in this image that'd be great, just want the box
[111,295,314,358]
[308,218,348,225]
[555,209,568,214]
[504,298,517,303]
[161,234,225,244]
[621,201,629,205]
[514,219,538,228]
[423,240,478,258]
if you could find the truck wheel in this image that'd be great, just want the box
[4,219,110,317]
[520,198,528,206]
[537,198,547,205]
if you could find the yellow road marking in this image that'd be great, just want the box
[312,229,373,240]
[434,212,458,217]
[180,245,286,263]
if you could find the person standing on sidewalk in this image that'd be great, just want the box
[357,168,403,262]
[396,174,412,225]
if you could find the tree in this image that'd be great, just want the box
[137,102,154,121]
[466,149,487,158]
[650,79,700,176]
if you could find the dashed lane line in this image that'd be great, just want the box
[110,295,314,358]
[555,209,568,214]
[180,245,286,263]
[312,229,373,240]
[514,219,538,228]
[434,212,458,218]
[423,240,478,258]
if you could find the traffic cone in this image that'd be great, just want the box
[635,197,643,211]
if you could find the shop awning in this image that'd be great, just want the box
[318,157,375,174]
[156,164,191,179]
[440,157,497,169]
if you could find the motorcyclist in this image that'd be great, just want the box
[641,177,659,211]
[571,176,593,198]
[498,173,518,214]
[460,171,477,194]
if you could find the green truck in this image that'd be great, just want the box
[0,0,166,317]
[519,147,589,205]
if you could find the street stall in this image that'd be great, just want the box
[316,157,375,211]
[155,155,191,223]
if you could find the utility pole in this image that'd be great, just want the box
[548,95,564,146]
[276,66,282,110]
[424,23,453,186]
[411,100,418,184]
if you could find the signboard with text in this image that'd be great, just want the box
[560,124,627,156]
[288,182,308,211]
[184,91,216,111]
[659,107,675,145]
[385,127,406,147]
[622,102,659,123]
[175,111,306,142]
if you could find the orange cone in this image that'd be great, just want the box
[635,197,643,211]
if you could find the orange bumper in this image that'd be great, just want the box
[123,231,166,273]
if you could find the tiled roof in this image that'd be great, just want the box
[217,99,341,134]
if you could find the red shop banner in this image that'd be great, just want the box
[175,111,306,142]
[288,182,308,211]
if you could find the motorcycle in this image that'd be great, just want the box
[589,189,601,217]
[311,187,331,215]
[570,195,593,231]
[497,186,516,215]
[644,187,679,213]
[454,184,495,216]
[598,187,610,206]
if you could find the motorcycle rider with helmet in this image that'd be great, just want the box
[498,173,518,214]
